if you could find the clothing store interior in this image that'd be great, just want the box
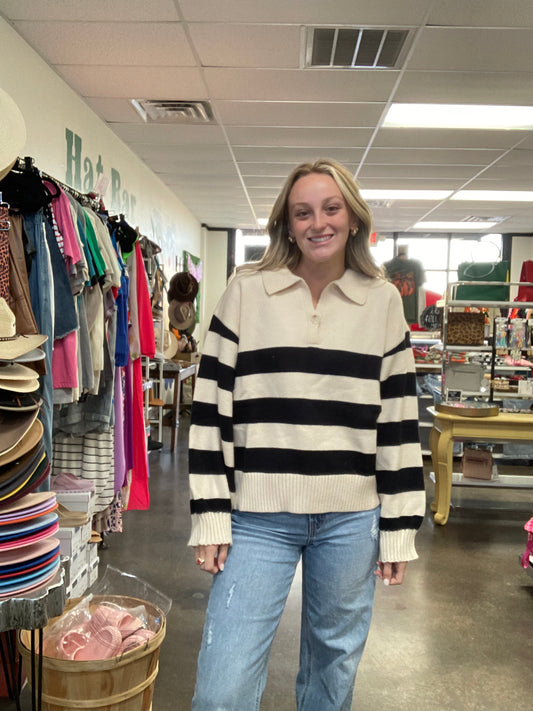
[0,1,532,710]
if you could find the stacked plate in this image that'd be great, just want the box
[0,492,60,597]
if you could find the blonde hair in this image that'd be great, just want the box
[238,158,383,278]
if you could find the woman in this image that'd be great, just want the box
[188,159,426,710]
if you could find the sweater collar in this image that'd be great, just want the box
[262,268,372,305]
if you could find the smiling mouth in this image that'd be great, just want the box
[309,235,333,243]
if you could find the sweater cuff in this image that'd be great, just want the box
[188,512,233,547]
[379,529,418,563]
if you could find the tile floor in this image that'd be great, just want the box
[6,416,533,710]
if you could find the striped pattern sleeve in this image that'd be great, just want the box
[188,284,240,547]
[376,289,426,563]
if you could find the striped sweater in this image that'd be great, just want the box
[188,267,425,562]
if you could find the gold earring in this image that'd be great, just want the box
[350,226,359,238]
[288,233,295,244]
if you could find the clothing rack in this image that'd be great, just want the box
[14,156,102,212]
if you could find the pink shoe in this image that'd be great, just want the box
[74,625,122,661]
[118,629,155,655]
[59,630,89,660]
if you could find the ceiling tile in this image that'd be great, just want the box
[365,147,503,166]
[395,70,533,104]
[205,68,399,101]
[189,23,300,68]
[373,128,531,150]
[54,66,206,99]
[0,0,179,21]
[428,0,533,27]
[110,123,227,145]
[408,28,533,72]
[12,21,194,65]
[233,147,365,163]
[216,101,385,127]
[226,126,373,147]
[179,0,433,25]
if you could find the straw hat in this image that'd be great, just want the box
[0,89,26,182]
[0,298,47,360]
[168,300,195,332]
[162,330,178,360]
[0,409,39,458]
[0,417,43,468]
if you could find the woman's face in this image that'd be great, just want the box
[287,172,356,273]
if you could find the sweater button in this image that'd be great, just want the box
[311,315,319,325]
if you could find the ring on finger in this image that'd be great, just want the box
[196,557,205,565]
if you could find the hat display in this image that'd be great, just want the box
[168,272,199,302]
[168,300,196,332]
[0,89,26,182]
[0,298,47,360]
[0,409,39,459]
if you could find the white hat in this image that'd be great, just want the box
[0,298,47,360]
[162,330,178,360]
[0,89,26,182]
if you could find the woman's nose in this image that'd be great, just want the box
[310,211,325,230]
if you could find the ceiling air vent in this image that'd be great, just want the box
[131,99,214,123]
[306,27,410,69]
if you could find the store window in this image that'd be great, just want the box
[375,233,502,298]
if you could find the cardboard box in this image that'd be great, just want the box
[172,351,200,364]
[88,557,100,587]
[67,564,88,599]
[463,447,493,479]
[56,521,92,557]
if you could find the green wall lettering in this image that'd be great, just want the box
[65,128,137,220]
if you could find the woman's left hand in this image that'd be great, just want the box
[375,561,407,586]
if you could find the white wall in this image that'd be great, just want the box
[198,228,229,347]
[0,17,202,281]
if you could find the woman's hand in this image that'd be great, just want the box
[375,561,408,586]
[193,544,229,575]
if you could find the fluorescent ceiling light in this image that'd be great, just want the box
[361,189,452,200]
[383,103,533,129]
[451,190,533,202]
[257,217,268,226]
[412,221,498,231]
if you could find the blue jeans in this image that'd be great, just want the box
[192,508,380,711]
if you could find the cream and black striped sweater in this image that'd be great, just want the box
[188,268,425,562]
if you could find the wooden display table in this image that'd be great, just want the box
[428,406,533,525]
[162,362,197,451]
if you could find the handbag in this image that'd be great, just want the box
[456,261,510,301]
[517,260,533,302]
[446,311,485,345]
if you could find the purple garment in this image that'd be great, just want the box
[114,366,127,492]
[123,357,134,472]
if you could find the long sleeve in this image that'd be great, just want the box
[376,288,425,562]
[188,279,241,547]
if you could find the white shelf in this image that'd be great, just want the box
[447,300,533,308]
[445,344,491,352]
[430,472,533,489]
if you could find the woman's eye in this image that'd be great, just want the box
[295,210,308,218]
[326,205,341,213]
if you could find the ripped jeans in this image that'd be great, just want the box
[191,508,380,711]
